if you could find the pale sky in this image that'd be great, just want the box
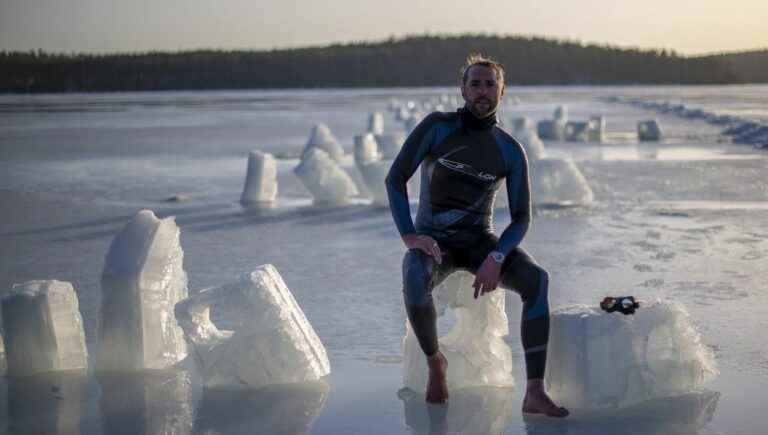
[1,0,767,55]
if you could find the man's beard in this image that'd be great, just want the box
[469,98,496,118]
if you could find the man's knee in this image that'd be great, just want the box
[402,250,436,307]
[504,262,549,303]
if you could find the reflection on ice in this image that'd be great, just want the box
[398,386,515,435]
[98,370,194,435]
[6,370,90,435]
[193,380,329,435]
[523,391,720,435]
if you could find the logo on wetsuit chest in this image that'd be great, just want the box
[437,157,497,182]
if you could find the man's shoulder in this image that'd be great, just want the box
[420,111,459,128]
[491,126,527,159]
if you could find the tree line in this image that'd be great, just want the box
[1,34,767,93]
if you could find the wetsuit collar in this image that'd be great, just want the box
[459,106,498,131]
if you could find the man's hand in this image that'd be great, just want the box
[403,234,442,264]
[473,255,502,298]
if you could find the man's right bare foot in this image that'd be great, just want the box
[425,351,449,403]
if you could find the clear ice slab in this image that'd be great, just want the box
[240,150,277,206]
[1,280,88,377]
[302,123,345,162]
[175,264,331,390]
[294,148,359,205]
[402,271,514,392]
[97,209,188,371]
[546,301,718,410]
[531,157,594,206]
[367,112,384,135]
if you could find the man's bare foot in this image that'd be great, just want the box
[522,380,569,418]
[425,351,449,403]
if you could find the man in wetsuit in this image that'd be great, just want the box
[385,54,568,417]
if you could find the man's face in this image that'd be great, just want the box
[461,65,505,119]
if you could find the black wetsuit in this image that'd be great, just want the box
[385,107,550,380]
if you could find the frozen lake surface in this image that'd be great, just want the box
[1,86,767,434]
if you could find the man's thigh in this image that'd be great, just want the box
[401,248,455,303]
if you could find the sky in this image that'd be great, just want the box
[1,0,767,56]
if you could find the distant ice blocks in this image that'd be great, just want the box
[175,265,331,390]
[565,121,589,142]
[376,132,406,159]
[403,271,514,391]
[353,133,379,164]
[303,123,345,162]
[537,119,566,141]
[240,150,277,205]
[357,160,390,207]
[1,280,88,377]
[638,119,663,141]
[546,301,718,409]
[588,116,606,142]
[367,112,384,135]
[514,128,547,161]
[531,158,594,206]
[97,210,188,371]
[294,148,359,205]
[0,333,6,375]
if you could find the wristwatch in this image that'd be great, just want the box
[489,250,506,264]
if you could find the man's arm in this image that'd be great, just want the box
[496,149,532,255]
[473,148,532,298]
[385,114,438,237]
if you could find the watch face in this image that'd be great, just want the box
[491,251,505,263]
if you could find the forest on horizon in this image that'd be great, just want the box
[2,34,767,93]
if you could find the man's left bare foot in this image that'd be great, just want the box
[522,380,569,418]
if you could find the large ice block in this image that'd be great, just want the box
[294,148,359,205]
[97,209,188,371]
[302,123,345,162]
[403,271,514,392]
[514,128,546,161]
[510,116,535,133]
[546,301,718,409]
[240,150,277,205]
[2,280,87,377]
[367,112,384,135]
[356,159,391,207]
[175,264,331,390]
[638,119,663,141]
[531,158,594,206]
[376,132,406,159]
